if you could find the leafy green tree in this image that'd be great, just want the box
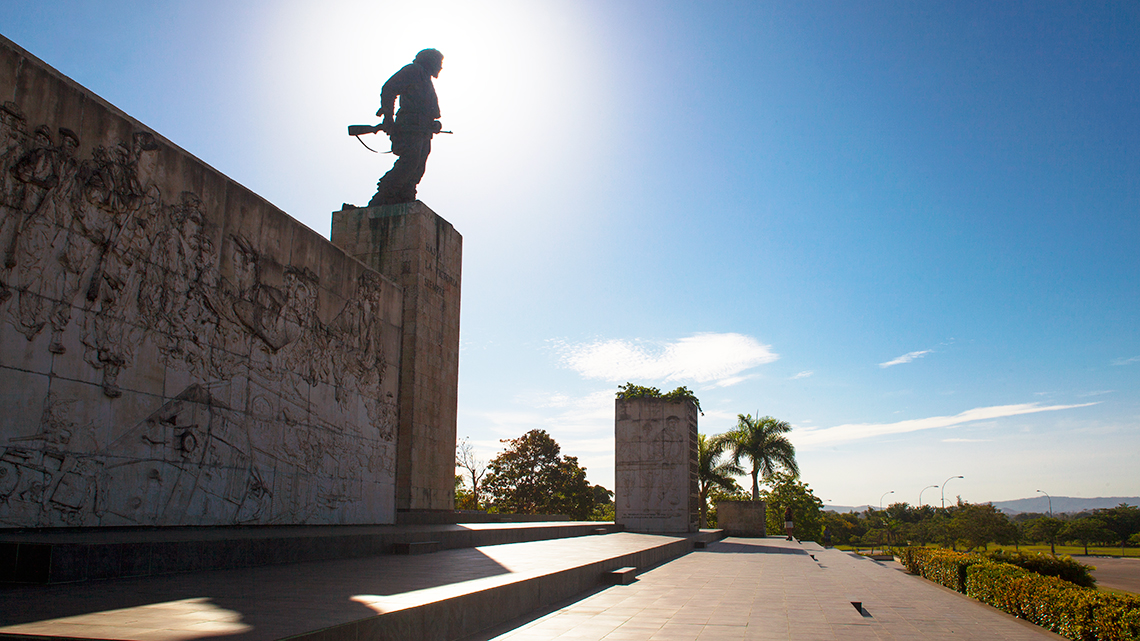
[1096,504,1140,552]
[482,429,594,520]
[759,472,823,541]
[1061,517,1115,555]
[821,510,864,546]
[697,433,743,528]
[592,484,614,506]
[905,511,950,547]
[455,474,476,510]
[589,502,615,521]
[717,414,798,499]
[1025,516,1065,556]
[949,502,1018,552]
[588,484,615,521]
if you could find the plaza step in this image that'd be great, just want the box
[0,520,624,585]
[0,530,723,641]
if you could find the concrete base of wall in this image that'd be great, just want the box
[0,521,619,585]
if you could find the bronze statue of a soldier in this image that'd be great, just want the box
[368,48,444,207]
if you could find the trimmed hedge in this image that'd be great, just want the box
[967,561,1140,641]
[898,547,1140,641]
[987,549,1096,588]
[896,547,974,592]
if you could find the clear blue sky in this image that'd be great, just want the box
[6,1,1138,507]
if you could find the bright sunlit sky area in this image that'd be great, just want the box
[5,1,1138,508]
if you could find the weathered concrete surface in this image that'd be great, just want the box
[717,500,767,537]
[331,202,461,512]
[0,34,401,527]
[614,398,698,533]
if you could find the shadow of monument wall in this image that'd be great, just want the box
[0,34,403,528]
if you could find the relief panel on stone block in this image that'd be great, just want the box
[0,89,400,528]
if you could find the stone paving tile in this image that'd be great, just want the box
[481,538,1066,641]
[0,532,683,641]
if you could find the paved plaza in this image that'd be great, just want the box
[476,538,1065,641]
[1,533,1075,640]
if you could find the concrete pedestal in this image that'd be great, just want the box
[331,202,462,512]
[717,501,767,537]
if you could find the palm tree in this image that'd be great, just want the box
[697,433,743,528]
[718,414,799,500]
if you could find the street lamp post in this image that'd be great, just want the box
[1037,489,1055,555]
[1036,489,1053,517]
[919,485,938,507]
[941,475,964,508]
[879,490,894,511]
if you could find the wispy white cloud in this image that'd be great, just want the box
[942,438,992,443]
[791,371,813,379]
[558,333,778,385]
[795,402,1099,448]
[1079,390,1114,398]
[702,375,754,389]
[1112,356,1140,366]
[879,350,932,369]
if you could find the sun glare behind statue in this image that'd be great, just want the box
[255,0,609,228]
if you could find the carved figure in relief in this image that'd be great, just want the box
[2,127,83,350]
[368,48,444,206]
[229,235,293,352]
[0,97,401,528]
[0,102,30,304]
[140,191,216,373]
[79,138,161,398]
[5,126,62,340]
[42,128,85,353]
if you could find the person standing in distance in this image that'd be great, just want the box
[368,48,444,206]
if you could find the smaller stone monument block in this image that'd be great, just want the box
[614,398,698,533]
[716,501,767,537]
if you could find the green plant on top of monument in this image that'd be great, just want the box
[482,429,594,520]
[615,382,703,414]
[716,413,798,500]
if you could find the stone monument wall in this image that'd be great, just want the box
[331,202,461,512]
[716,500,767,537]
[0,35,403,528]
[614,398,698,533]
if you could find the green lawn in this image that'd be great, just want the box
[988,544,1140,558]
[834,543,1140,558]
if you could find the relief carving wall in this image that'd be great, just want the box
[0,36,402,527]
[614,398,699,534]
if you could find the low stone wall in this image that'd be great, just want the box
[0,35,402,528]
[717,501,767,537]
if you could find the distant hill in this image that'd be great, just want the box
[822,496,1140,515]
[824,505,871,513]
[988,496,1139,515]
